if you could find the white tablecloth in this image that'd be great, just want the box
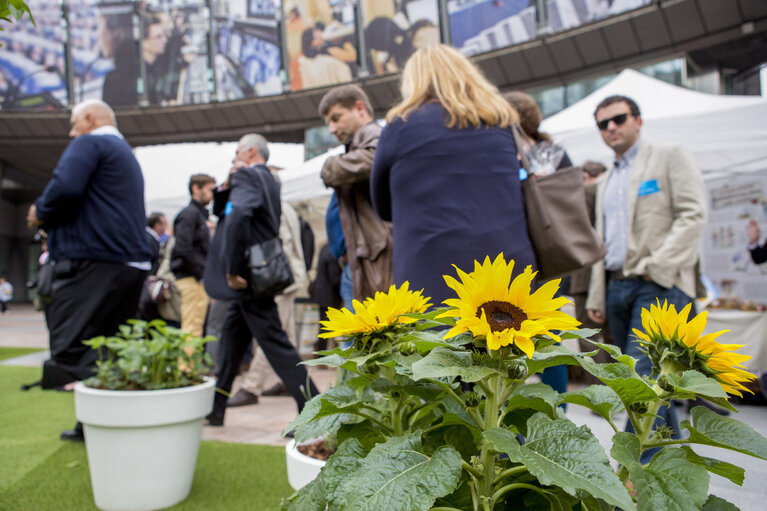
[705,309,767,375]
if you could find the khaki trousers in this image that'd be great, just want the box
[241,291,297,394]
[175,277,209,337]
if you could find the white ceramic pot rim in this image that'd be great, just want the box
[286,439,328,468]
[75,376,215,397]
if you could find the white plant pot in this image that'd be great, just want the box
[74,378,216,511]
[285,439,327,490]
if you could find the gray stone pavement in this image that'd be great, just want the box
[2,305,766,509]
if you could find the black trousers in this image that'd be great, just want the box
[212,297,318,418]
[46,260,147,383]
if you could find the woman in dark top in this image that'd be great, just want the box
[371,44,536,305]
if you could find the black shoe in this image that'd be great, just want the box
[262,383,289,397]
[205,412,224,427]
[227,389,259,407]
[284,429,295,438]
[60,423,84,442]
[686,397,730,416]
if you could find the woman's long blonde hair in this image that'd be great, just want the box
[386,44,518,129]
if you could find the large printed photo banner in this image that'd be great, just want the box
[449,0,653,57]
[702,171,767,306]
[212,0,283,100]
[360,0,440,76]
[0,0,67,110]
[283,0,359,91]
[68,0,138,107]
[141,0,213,106]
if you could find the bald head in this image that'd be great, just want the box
[69,100,117,138]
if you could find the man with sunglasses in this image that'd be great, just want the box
[585,95,707,462]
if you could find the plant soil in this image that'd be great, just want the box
[297,439,334,461]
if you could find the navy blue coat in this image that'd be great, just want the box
[371,103,536,305]
[35,133,151,264]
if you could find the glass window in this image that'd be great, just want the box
[529,86,565,118]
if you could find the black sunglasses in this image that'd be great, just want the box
[596,113,631,131]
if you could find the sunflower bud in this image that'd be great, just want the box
[656,425,674,439]
[397,341,417,356]
[506,361,527,380]
[630,401,649,414]
[463,391,480,408]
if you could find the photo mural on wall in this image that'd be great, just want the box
[282,0,359,91]
[212,0,283,100]
[141,0,213,106]
[0,0,67,110]
[68,0,138,106]
[360,0,440,76]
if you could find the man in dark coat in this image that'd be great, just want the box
[171,174,216,337]
[27,99,152,441]
[205,133,318,427]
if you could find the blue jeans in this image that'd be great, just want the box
[340,263,354,312]
[606,278,691,463]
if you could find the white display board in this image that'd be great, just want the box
[702,170,767,304]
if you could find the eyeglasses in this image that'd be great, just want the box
[596,113,631,131]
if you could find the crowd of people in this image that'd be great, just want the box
[26,42,719,454]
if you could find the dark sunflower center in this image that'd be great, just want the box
[476,300,527,332]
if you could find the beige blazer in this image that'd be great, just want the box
[586,141,707,313]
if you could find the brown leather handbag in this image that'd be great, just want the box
[513,125,606,280]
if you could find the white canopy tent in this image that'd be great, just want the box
[539,69,767,176]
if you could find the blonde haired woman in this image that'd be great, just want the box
[371,44,536,303]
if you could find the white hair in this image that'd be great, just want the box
[238,133,269,162]
[71,99,117,126]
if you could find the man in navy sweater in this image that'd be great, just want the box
[27,99,152,441]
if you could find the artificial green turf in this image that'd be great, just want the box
[0,366,295,511]
[0,346,44,361]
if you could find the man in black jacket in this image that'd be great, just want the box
[205,133,318,427]
[171,174,215,337]
[27,99,152,441]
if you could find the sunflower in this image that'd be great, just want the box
[437,254,580,357]
[632,300,756,397]
[318,282,432,339]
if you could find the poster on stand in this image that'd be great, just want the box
[282,0,358,91]
[0,0,68,110]
[702,171,767,307]
[212,0,283,100]
[360,0,440,76]
[141,0,213,106]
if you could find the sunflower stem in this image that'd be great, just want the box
[476,373,500,510]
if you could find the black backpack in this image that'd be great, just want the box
[298,215,315,271]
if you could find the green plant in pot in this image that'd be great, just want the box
[83,319,214,390]
[282,254,767,511]
[75,320,216,511]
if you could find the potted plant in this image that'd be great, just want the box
[285,434,336,490]
[282,254,767,511]
[75,319,215,511]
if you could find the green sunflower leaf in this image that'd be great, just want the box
[286,384,372,438]
[506,383,560,417]
[559,384,625,420]
[611,434,709,511]
[681,406,767,460]
[679,446,745,486]
[411,346,504,382]
[663,372,737,412]
[701,495,740,511]
[526,344,596,375]
[558,328,601,340]
[578,357,658,405]
[587,340,637,369]
[485,415,634,511]
[336,433,462,511]
[280,476,326,511]
[322,439,368,511]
